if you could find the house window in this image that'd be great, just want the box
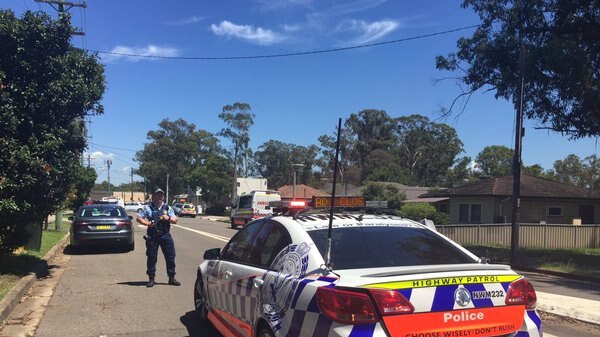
[547,206,563,217]
[471,204,482,223]
[459,204,469,222]
[438,204,449,214]
[459,203,482,223]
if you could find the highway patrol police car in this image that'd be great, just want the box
[195,197,542,337]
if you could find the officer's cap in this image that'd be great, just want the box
[153,188,165,195]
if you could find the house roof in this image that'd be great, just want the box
[278,184,330,199]
[421,175,600,199]
[319,182,430,200]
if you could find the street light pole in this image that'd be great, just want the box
[292,164,305,200]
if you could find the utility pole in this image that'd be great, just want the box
[510,38,527,265]
[34,0,87,36]
[166,173,170,205]
[106,159,112,192]
[130,168,134,201]
[292,164,305,200]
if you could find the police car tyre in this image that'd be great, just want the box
[257,326,274,337]
[194,274,208,321]
[127,243,134,252]
[230,219,237,229]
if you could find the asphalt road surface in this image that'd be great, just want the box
[2,215,598,336]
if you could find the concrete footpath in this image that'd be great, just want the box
[1,223,598,336]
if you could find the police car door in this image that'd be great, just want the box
[212,220,292,336]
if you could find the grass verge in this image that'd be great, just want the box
[465,245,600,278]
[0,221,68,302]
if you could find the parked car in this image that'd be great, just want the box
[179,203,197,218]
[172,203,183,215]
[69,204,135,252]
[195,199,542,337]
[124,201,145,213]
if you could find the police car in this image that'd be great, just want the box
[194,197,542,337]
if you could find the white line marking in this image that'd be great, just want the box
[172,224,230,242]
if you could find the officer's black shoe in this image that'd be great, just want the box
[168,276,181,286]
[147,276,155,288]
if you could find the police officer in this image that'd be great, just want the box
[137,188,180,287]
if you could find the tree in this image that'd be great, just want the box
[436,0,600,139]
[67,166,97,211]
[218,102,255,198]
[317,125,358,186]
[546,153,599,188]
[345,110,396,181]
[255,140,320,190]
[136,118,230,206]
[444,156,474,187]
[475,145,514,177]
[361,182,405,210]
[394,115,464,186]
[0,10,105,259]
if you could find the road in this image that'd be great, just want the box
[1,215,598,336]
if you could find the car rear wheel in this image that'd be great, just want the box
[257,325,275,337]
[194,273,208,321]
[230,218,237,229]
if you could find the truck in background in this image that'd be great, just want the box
[230,190,281,229]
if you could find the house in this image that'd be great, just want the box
[419,175,600,224]
[320,182,430,200]
[278,184,330,202]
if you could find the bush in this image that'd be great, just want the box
[400,202,450,225]
[205,204,227,216]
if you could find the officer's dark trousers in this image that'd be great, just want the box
[146,232,176,277]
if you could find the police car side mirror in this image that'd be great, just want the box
[203,248,221,260]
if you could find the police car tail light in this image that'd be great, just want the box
[370,289,414,315]
[289,200,306,208]
[505,278,537,309]
[316,287,378,324]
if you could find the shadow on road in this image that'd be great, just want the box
[180,310,221,337]
[63,245,132,255]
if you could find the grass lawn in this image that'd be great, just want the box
[465,245,600,278]
[0,220,68,302]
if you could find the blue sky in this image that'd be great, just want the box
[5,0,598,185]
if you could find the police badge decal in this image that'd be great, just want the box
[261,242,311,330]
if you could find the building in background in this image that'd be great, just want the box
[236,178,268,197]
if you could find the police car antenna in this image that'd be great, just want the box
[324,118,342,270]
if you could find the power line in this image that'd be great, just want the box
[85,24,481,61]
[90,142,138,152]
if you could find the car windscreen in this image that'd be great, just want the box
[79,207,126,218]
[306,225,476,270]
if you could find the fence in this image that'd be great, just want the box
[436,223,600,249]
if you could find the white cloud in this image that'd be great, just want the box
[210,21,285,45]
[101,45,181,63]
[164,15,205,26]
[89,151,114,162]
[338,19,399,44]
[282,24,303,32]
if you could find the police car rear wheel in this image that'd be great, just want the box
[194,275,208,321]
[257,326,274,337]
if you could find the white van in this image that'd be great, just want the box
[230,190,281,228]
